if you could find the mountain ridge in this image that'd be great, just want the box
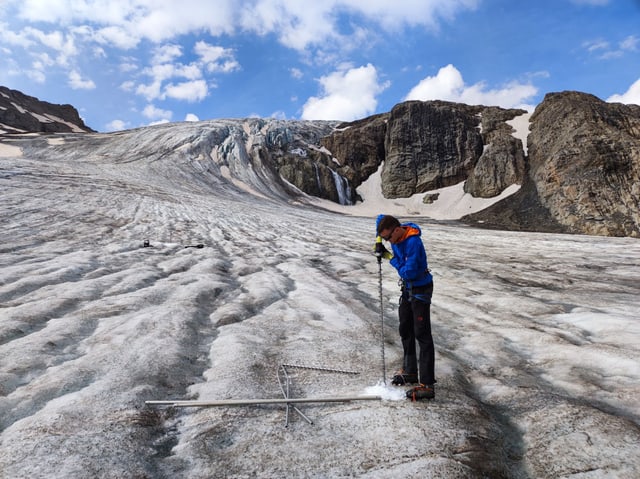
[1,85,638,237]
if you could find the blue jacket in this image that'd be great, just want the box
[388,222,432,288]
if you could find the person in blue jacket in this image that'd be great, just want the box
[376,214,435,400]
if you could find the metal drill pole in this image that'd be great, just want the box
[281,364,360,375]
[377,257,386,385]
[145,396,382,407]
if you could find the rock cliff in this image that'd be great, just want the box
[322,101,527,200]
[0,86,94,133]
[464,92,640,237]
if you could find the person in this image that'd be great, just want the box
[376,214,436,400]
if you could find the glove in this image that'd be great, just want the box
[374,236,393,260]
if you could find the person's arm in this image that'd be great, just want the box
[390,237,425,281]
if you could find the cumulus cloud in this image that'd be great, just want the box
[607,78,640,105]
[68,70,95,90]
[404,64,537,110]
[152,44,183,64]
[301,63,389,121]
[142,104,172,121]
[106,119,127,132]
[238,0,478,51]
[136,80,163,101]
[194,41,240,73]
[0,0,481,125]
[93,25,140,50]
[164,80,208,102]
[7,0,478,52]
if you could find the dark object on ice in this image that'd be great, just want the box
[142,239,151,247]
[391,372,419,385]
[184,244,205,248]
[406,384,435,401]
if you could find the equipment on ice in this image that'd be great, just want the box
[145,363,381,427]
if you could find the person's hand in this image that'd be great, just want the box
[374,238,393,260]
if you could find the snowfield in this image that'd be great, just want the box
[1,126,639,479]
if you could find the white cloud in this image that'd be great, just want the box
[270,110,287,120]
[194,41,240,73]
[184,113,199,121]
[584,35,639,60]
[26,69,46,83]
[136,80,163,101]
[119,61,138,73]
[106,119,127,132]
[163,79,208,102]
[129,43,225,103]
[93,25,140,49]
[583,39,609,53]
[120,80,136,92]
[7,0,479,52]
[142,104,172,121]
[68,70,96,90]
[620,35,639,51]
[152,44,183,63]
[607,78,640,105]
[149,63,181,83]
[301,63,389,121]
[173,63,204,80]
[33,52,55,68]
[404,64,537,110]
[0,24,35,48]
[237,0,478,51]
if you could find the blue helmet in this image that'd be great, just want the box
[375,214,386,235]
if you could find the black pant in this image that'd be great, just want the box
[398,282,435,386]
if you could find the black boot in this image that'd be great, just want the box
[391,371,419,385]
[406,384,435,401]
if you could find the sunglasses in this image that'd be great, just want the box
[381,227,396,241]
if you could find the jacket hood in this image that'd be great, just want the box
[402,222,422,236]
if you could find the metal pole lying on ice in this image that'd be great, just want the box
[145,395,381,408]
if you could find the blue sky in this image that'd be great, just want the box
[1,0,639,132]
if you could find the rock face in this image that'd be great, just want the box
[320,113,388,194]
[529,92,640,236]
[382,101,483,197]
[0,86,94,133]
[247,119,348,204]
[464,107,526,198]
[322,101,527,200]
[465,92,640,237]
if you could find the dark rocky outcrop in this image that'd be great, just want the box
[464,92,640,237]
[382,101,483,197]
[322,101,526,200]
[464,107,526,198]
[321,113,388,191]
[0,86,94,133]
[529,92,640,236]
[255,119,348,204]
